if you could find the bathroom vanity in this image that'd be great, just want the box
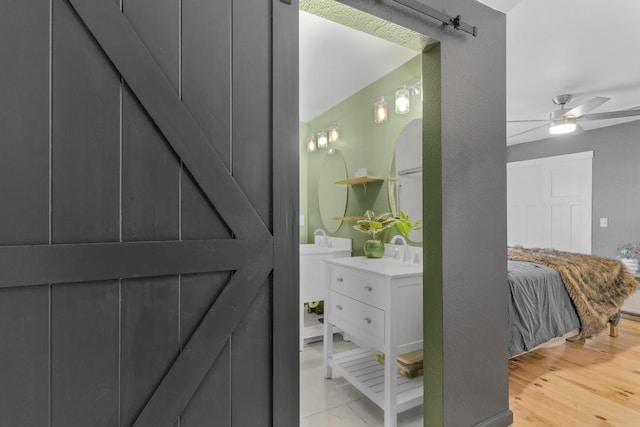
[323,255,423,427]
[299,236,352,349]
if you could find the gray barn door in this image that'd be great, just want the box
[0,0,298,426]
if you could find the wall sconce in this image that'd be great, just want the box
[328,124,340,143]
[395,87,410,114]
[317,129,328,149]
[395,79,421,115]
[306,134,316,153]
[374,96,387,123]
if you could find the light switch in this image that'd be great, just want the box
[600,218,608,228]
[299,215,305,226]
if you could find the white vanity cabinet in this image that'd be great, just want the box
[323,257,423,427]
[299,237,351,349]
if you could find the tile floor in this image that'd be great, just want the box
[300,334,424,426]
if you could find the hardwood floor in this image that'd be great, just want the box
[509,317,640,426]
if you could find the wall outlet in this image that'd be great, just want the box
[600,218,608,228]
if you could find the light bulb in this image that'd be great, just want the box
[317,129,328,148]
[328,124,339,143]
[374,97,387,123]
[395,87,410,114]
[306,135,316,152]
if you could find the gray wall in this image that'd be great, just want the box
[339,1,510,426]
[507,120,640,258]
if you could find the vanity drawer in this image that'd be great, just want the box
[328,265,385,308]
[328,291,385,349]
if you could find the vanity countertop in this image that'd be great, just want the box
[325,256,422,278]
[300,244,351,256]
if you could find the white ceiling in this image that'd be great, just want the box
[299,11,419,122]
[480,0,640,145]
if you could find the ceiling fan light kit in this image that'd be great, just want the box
[508,93,640,140]
[549,118,577,135]
[549,108,577,135]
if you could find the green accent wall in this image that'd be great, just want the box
[300,55,423,255]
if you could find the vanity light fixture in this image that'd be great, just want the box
[306,134,316,153]
[374,96,387,123]
[328,124,340,143]
[317,129,328,148]
[395,79,422,115]
[395,86,410,114]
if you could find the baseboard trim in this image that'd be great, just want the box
[473,409,514,427]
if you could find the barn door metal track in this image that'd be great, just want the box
[393,0,478,37]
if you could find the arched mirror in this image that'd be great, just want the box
[391,118,422,242]
[318,149,348,233]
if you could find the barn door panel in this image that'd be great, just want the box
[52,0,121,245]
[0,2,50,424]
[0,285,49,426]
[122,84,181,242]
[0,0,287,426]
[180,0,232,241]
[120,277,180,427]
[52,281,120,427]
[179,272,231,426]
[0,1,49,246]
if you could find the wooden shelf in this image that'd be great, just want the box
[331,216,364,221]
[335,176,384,185]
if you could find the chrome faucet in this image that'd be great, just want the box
[390,235,410,262]
[313,228,329,247]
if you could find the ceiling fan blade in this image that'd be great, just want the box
[579,109,640,121]
[508,123,549,139]
[563,96,610,118]
[506,119,548,123]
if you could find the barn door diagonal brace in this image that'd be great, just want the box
[392,0,478,37]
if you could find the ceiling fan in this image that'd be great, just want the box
[508,94,640,139]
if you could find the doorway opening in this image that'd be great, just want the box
[298,1,437,424]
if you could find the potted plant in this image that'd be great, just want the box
[353,210,398,258]
[394,211,422,241]
[616,243,639,259]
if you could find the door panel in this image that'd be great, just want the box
[182,0,232,165]
[122,86,181,242]
[0,1,49,246]
[52,0,121,245]
[120,277,180,427]
[51,281,120,427]
[0,286,49,427]
[507,153,592,253]
[0,0,297,425]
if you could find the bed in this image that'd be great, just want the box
[507,247,638,358]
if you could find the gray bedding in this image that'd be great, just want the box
[508,260,581,357]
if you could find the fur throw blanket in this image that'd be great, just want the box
[508,247,638,337]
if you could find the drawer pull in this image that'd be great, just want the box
[363,317,371,324]
[336,305,343,311]
[364,285,372,292]
[336,277,344,282]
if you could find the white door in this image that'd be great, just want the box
[507,152,593,254]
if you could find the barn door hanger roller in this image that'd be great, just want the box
[392,0,478,37]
